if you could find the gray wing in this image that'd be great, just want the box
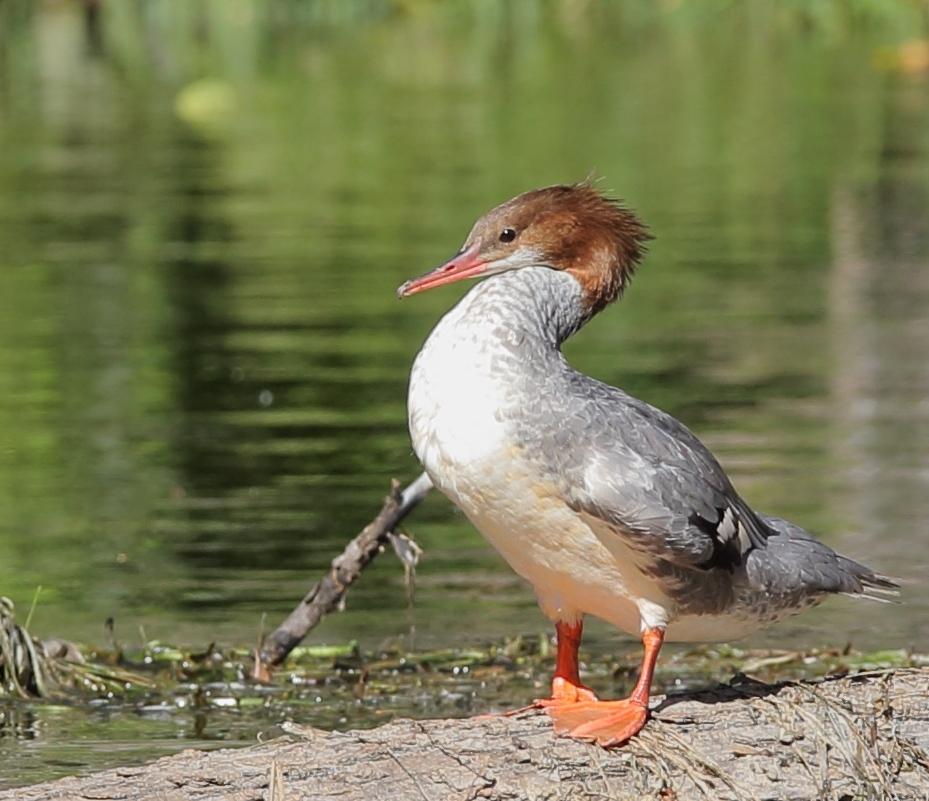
[556,382,773,572]
[537,374,897,597]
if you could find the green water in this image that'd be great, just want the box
[1,0,928,787]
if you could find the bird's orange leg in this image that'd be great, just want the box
[535,619,599,707]
[545,627,664,747]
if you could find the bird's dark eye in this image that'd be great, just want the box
[499,227,517,243]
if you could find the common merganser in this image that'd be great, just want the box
[397,182,896,747]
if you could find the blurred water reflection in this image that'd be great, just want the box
[0,0,928,782]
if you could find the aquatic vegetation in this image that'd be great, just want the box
[0,598,49,698]
[5,613,925,721]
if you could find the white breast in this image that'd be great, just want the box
[408,310,510,480]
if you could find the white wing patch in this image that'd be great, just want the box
[717,507,752,555]
[717,507,738,542]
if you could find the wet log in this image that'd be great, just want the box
[257,473,433,671]
[6,668,929,801]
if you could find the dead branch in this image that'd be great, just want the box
[256,472,433,669]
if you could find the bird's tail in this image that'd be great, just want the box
[750,515,901,603]
[836,554,900,603]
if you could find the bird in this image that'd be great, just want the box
[396,181,897,748]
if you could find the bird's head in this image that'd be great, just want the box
[397,181,651,314]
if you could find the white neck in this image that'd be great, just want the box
[444,267,591,350]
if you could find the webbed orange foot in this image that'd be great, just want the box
[546,697,648,747]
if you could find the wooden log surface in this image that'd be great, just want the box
[5,668,929,801]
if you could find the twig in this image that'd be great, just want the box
[257,472,433,668]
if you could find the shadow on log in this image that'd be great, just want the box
[6,668,929,800]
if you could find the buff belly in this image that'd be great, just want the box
[417,435,648,638]
[462,478,773,643]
